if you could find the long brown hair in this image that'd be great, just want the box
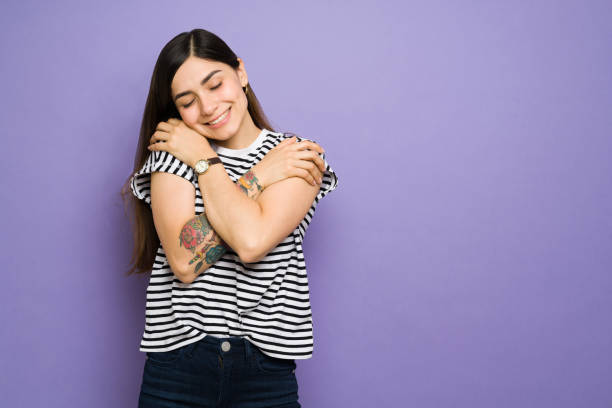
[120,28,279,277]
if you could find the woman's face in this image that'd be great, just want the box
[170,56,248,141]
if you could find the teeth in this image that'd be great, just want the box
[209,109,229,125]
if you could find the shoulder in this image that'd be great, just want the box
[129,151,197,204]
[262,129,289,144]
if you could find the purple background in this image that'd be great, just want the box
[2,0,611,406]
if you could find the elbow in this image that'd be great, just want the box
[237,247,258,264]
[174,262,196,285]
[176,254,218,284]
[237,237,264,264]
[177,272,195,285]
[239,252,264,264]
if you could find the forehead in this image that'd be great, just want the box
[171,57,228,94]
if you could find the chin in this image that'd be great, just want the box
[220,115,242,137]
[208,126,239,143]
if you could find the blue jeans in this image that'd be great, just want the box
[138,336,301,407]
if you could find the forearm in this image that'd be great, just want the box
[197,164,264,262]
[179,169,263,281]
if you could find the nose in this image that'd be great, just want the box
[196,92,217,118]
[200,100,216,118]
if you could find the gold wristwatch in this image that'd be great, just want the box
[194,157,222,175]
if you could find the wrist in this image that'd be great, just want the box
[248,166,266,190]
[191,146,218,169]
[236,169,264,198]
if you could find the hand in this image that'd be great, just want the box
[252,136,327,188]
[147,118,214,168]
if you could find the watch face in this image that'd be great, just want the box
[196,160,209,173]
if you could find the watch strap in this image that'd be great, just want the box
[206,157,222,165]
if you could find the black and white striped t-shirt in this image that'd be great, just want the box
[129,128,339,359]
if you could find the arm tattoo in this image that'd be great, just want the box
[235,169,264,199]
[179,214,212,253]
[180,168,264,279]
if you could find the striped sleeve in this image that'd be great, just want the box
[129,151,197,205]
[293,136,339,240]
[315,151,338,202]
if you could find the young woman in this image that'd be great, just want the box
[122,28,339,407]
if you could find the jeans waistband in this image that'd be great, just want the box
[194,335,255,361]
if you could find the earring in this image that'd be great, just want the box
[243,84,249,95]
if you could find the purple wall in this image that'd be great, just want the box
[2,1,611,406]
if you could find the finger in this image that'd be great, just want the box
[274,136,296,149]
[167,118,181,125]
[278,137,293,146]
[295,167,317,186]
[291,160,318,185]
[294,150,327,173]
[310,165,323,185]
[156,122,173,132]
[293,140,323,153]
[310,151,326,173]
[316,156,326,173]
[281,136,297,144]
[311,141,325,153]
[147,140,167,151]
[150,130,169,145]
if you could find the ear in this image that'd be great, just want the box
[236,57,248,88]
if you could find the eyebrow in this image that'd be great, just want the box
[173,69,222,101]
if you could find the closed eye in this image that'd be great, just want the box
[181,82,223,108]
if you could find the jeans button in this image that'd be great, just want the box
[221,341,231,352]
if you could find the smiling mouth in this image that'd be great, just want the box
[206,107,231,125]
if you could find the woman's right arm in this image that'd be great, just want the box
[158,137,326,284]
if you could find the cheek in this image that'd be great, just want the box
[228,88,247,113]
[180,109,200,124]
[221,84,244,103]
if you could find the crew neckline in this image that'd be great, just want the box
[211,128,269,156]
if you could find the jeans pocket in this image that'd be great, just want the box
[253,347,296,375]
[146,346,185,367]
